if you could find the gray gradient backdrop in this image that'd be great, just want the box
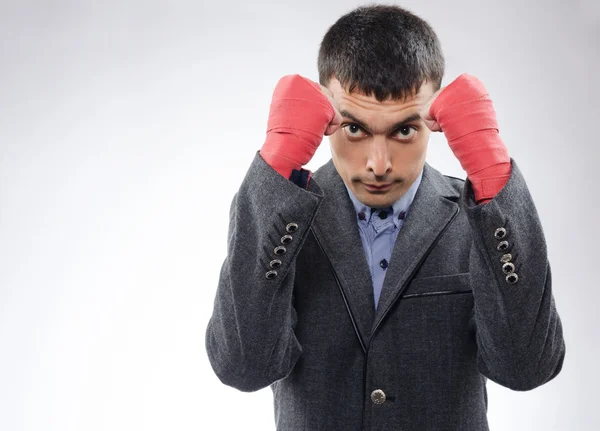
[1,1,598,430]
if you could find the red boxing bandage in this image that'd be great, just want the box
[260,75,335,180]
[429,74,511,204]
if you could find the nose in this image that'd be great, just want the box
[366,137,392,177]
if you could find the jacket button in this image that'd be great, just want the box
[370,389,386,405]
[500,253,512,263]
[274,246,287,256]
[281,234,293,245]
[506,273,519,284]
[285,222,299,233]
[269,259,282,269]
[497,240,509,251]
[265,270,278,280]
[502,262,515,275]
[494,227,507,239]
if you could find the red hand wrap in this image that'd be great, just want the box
[260,75,335,180]
[429,74,511,204]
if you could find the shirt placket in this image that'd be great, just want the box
[370,209,396,307]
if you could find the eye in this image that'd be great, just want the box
[342,123,367,139]
[394,126,417,141]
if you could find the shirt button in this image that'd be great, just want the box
[380,259,388,269]
[378,211,388,220]
[358,212,366,221]
[398,211,406,220]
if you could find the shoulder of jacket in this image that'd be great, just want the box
[443,174,466,188]
[437,174,466,200]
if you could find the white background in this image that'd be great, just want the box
[1,1,598,430]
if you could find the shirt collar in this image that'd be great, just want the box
[343,169,424,229]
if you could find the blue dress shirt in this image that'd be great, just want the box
[343,170,424,309]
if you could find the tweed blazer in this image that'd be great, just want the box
[206,151,566,430]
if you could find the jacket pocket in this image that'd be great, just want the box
[402,272,471,299]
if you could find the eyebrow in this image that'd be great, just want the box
[340,110,422,135]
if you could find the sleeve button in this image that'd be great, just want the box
[281,235,293,245]
[500,253,512,263]
[497,240,509,251]
[502,262,515,275]
[494,227,507,239]
[265,270,278,280]
[506,273,519,284]
[274,246,287,256]
[286,222,299,233]
[269,259,282,268]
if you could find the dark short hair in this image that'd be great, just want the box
[318,4,444,101]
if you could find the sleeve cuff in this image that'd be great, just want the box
[289,168,312,189]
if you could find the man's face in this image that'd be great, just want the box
[326,78,435,209]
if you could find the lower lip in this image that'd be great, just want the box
[364,183,392,192]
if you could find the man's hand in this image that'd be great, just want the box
[420,87,443,132]
[420,73,511,204]
[260,75,342,180]
[319,83,343,136]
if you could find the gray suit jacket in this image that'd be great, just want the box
[206,152,565,430]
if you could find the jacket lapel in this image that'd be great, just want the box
[372,162,460,332]
[310,161,375,350]
[310,160,461,347]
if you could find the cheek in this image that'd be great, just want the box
[329,135,366,177]
[329,133,356,160]
[328,132,344,152]
[393,133,429,158]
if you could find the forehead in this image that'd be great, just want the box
[327,78,434,118]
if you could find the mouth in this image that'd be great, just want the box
[363,182,393,192]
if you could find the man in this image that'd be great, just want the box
[205,4,565,430]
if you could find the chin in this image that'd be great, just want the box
[358,192,396,209]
